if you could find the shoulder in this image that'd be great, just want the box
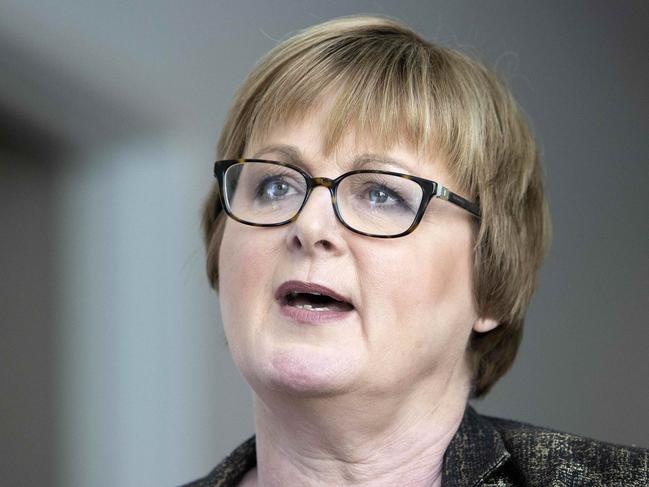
[483,413,649,486]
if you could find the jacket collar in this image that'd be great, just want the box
[442,404,511,487]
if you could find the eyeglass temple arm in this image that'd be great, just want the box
[435,185,481,219]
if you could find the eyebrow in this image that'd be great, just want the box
[251,144,416,174]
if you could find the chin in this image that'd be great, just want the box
[245,343,360,397]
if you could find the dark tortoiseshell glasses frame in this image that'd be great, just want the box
[213,159,481,239]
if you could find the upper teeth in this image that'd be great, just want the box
[289,291,322,297]
[296,303,329,310]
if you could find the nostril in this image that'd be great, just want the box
[291,234,303,249]
[290,234,332,251]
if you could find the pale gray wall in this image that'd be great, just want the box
[0,1,647,486]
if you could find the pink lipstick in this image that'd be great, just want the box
[275,280,355,324]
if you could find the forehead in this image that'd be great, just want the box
[245,107,444,178]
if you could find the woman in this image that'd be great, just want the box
[185,16,647,487]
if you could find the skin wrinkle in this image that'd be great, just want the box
[251,358,469,486]
[215,407,649,487]
[251,143,425,176]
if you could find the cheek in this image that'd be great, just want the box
[410,219,476,312]
[359,228,476,361]
[218,223,277,335]
[361,237,471,316]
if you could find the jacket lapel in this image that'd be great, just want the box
[442,404,511,487]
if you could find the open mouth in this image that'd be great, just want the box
[275,281,355,323]
[282,291,355,312]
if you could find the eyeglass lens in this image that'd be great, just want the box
[223,162,424,236]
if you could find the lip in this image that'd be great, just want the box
[275,280,353,305]
[275,280,355,325]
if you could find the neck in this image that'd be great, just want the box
[250,366,471,487]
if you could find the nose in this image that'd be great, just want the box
[285,185,346,254]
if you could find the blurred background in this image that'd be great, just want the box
[0,1,647,486]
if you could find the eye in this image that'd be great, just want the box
[363,184,410,211]
[255,176,297,201]
[367,187,391,204]
[266,178,289,197]
[342,174,418,215]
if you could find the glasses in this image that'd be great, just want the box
[213,159,480,238]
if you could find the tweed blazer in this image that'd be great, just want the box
[183,404,648,486]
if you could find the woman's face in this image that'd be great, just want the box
[218,107,495,400]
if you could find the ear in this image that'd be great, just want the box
[473,316,500,333]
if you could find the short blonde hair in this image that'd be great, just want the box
[202,15,551,398]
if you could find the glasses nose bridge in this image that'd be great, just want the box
[309,176,337,202]
[310,176,335,190]
[299,175,339,217]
